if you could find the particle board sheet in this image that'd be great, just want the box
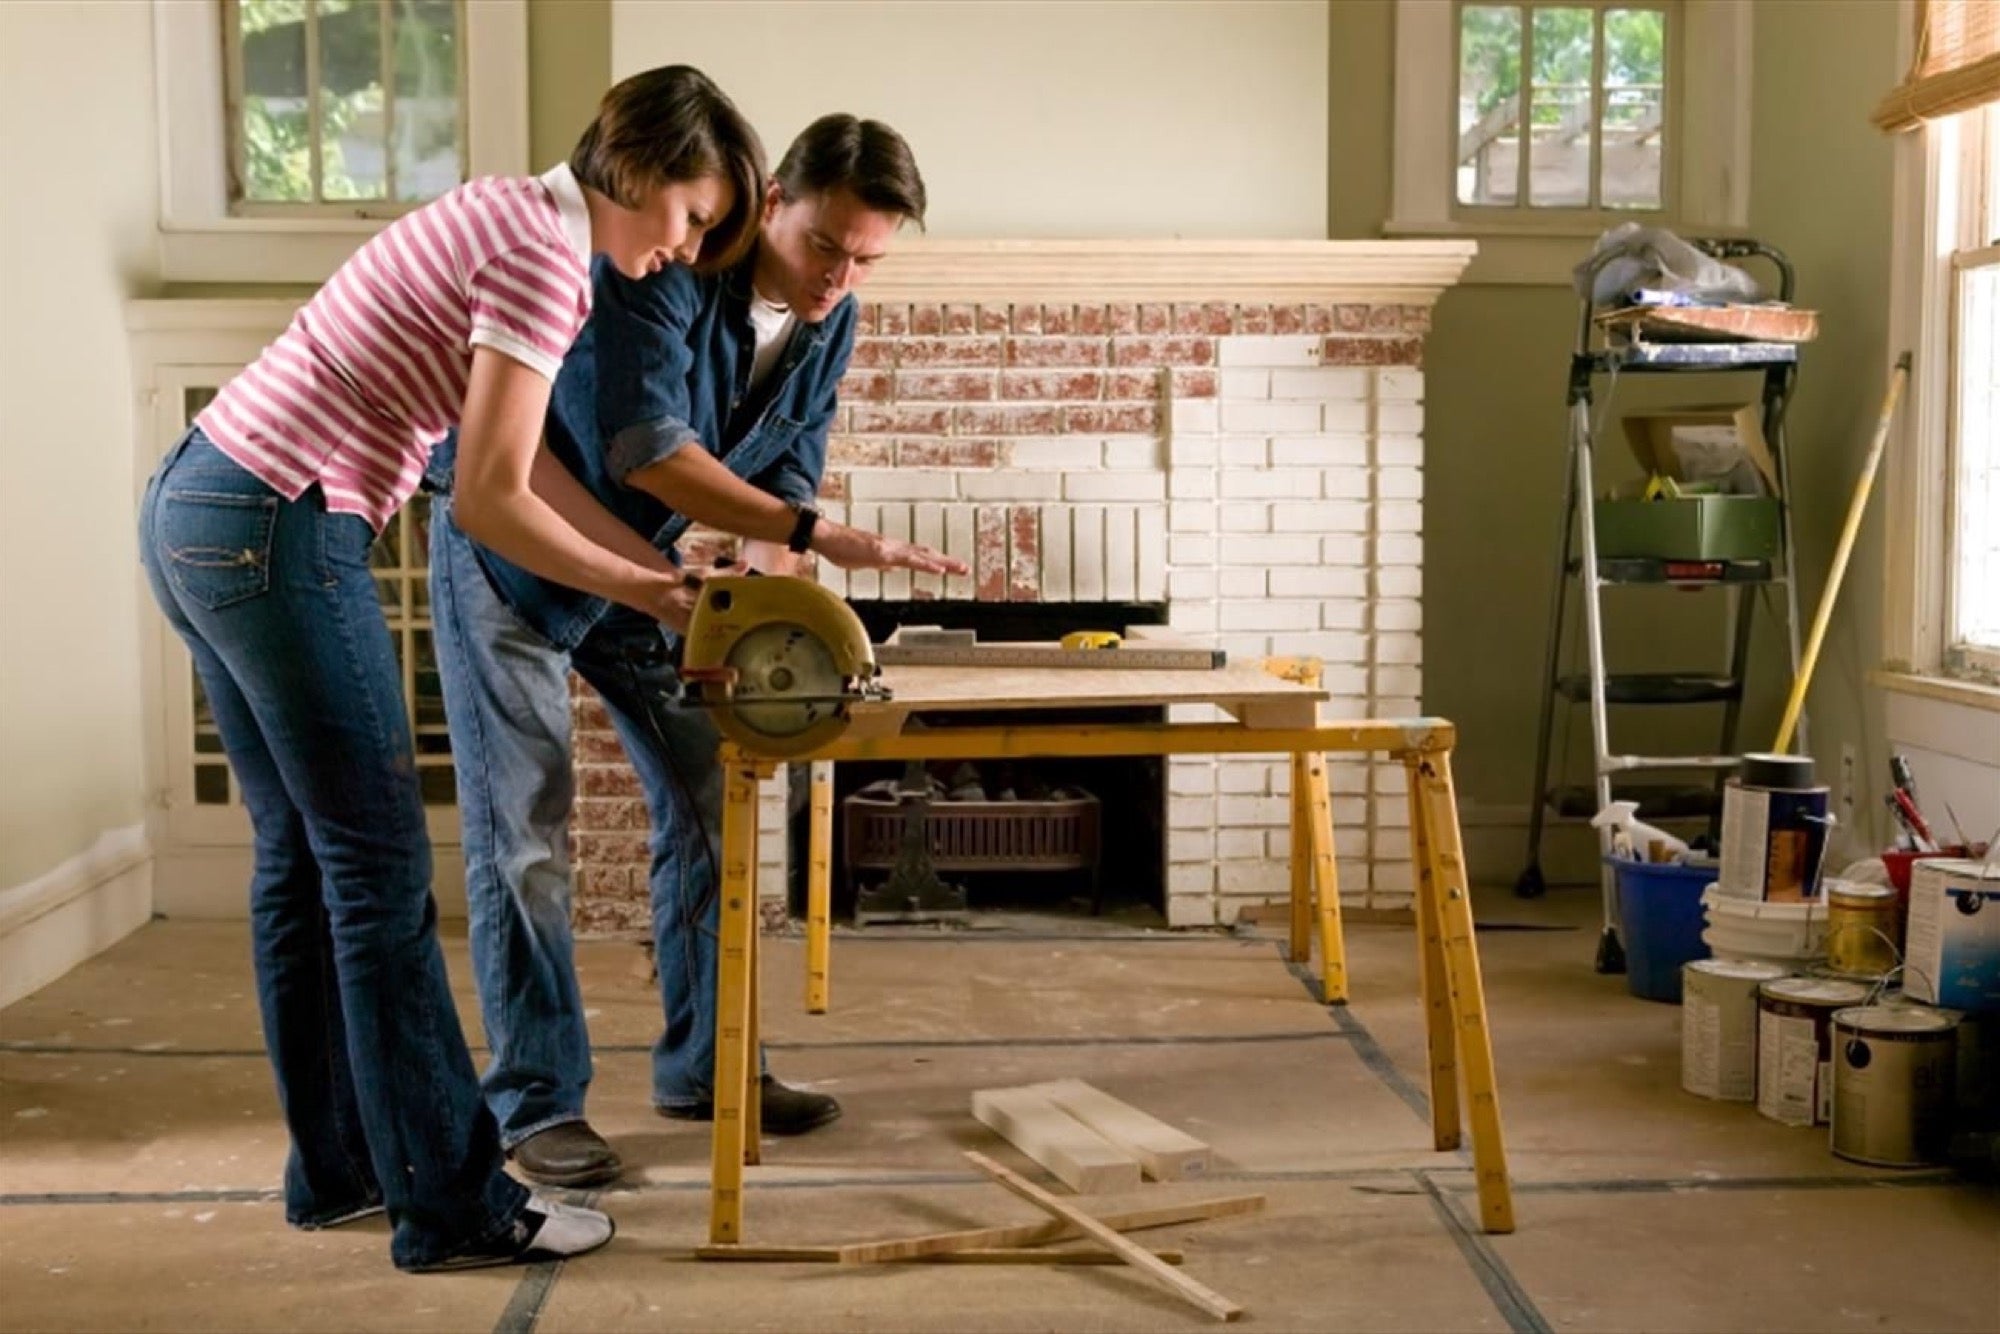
[849,662,1327,735]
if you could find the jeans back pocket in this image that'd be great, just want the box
[164,489,279,610]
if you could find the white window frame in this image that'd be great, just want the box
[153,0,528,284]
[1389,0,1752,285]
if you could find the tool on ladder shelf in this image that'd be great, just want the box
[1518,239,1814,976]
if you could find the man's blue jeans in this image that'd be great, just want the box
[138,429,528,1271]
[428,497,751,1146]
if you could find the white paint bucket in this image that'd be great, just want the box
[1831,1004,1960,1167]
[1905,858,2000,1013]
[1756,978,1871,1127]
[1702,886,1827,967]
[1682,959,1789,1101]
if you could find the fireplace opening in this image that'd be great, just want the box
[785,600,1168,924]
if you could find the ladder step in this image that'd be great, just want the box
[1549,783,1721,821]
[1556,674,1743,705]
[1592,557,1779,585]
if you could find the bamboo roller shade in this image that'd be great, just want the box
[1874,0,2000,131]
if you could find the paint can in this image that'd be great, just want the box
[1716,754,1831,903]
[1756,977,1871,1126]
[1825,881,1902,979]
[1682,959,1789,1101]
[1904,858,2000,1013]
[1830,1004,1960,1167]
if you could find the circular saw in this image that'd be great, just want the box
[677,575,888,758]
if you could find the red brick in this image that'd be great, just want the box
[1106,303,1139,334]
[943,303,978,335]
[977,306,1010,334]
[574,830,651,866]
[1010,304,1043,335]
[876,304,910,335]
[577,764,642,798]
[1400,305,1433,334]
[1008,507,1040,602]
[1272,305,1307,334]
[1137,303,1171,334]
[852,405,956,434]
[1040,304,1077,334]
[1075,305,1110,336]
[575,796,650,832]
[847,338,895,368]
[1320,336,1425,367]
[573,895,645,937]
[1236,304,1275,334]
[827,436,893,467]
[955,405,1063,436]
[974,506,1008,601]
[574,732,628,764]
[1064,403,1159,434]
[1173,302,1235,334]
[1172,369,1219,398]
[1334,304,1371,333]
[910,303,944,335]
[1105,369,1164,400]
[1304,305,1334,334]
[894,370,996,401]
[999,369,1104,401]
[818,472,849,501]
[897,439,1002,468]
[1367,304,1403,333]
[1110,336,1215,367]
[575,698,613,732]
[680,533,735,568]
[910,584,941,601]
[838,369,892,402]
[851,304,877,335]
[1004,337,1106,367]
[894,337,1004,368]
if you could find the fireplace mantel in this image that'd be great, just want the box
[862,239,1477,305]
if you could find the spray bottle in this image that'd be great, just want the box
[1591,800,1692,864]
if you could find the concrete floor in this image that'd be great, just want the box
[2,886,1996,1333]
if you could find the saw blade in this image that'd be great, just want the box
[719,620,851,743]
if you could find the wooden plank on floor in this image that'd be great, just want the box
[694,1244,1185,1265]
[1027,1079,1212,1181]
[971,1086,1143,1194]
[832,1193,1268,1263]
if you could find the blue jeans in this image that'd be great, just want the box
[138,429,528,1271]
[429,498,754,1145]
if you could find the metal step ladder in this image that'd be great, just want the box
[1516,239,1809,974]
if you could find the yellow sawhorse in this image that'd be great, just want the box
[706,714,1514,1250]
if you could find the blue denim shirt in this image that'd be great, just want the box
[428,254,856,649]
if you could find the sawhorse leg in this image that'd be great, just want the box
[1289,751,1348,1003]
[1409,749,1514,1233]
[709,753,766,1243]
[1405,754,1461,1152]
[744,779,762,1166]
[806,762,832,1014]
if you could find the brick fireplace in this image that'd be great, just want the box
[568,240,1474,935]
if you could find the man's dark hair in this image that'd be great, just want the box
[569,64,766,272]
[773,115,927,229]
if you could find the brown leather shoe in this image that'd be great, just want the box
[508,1121,623,1188]
[657,1077,842,1136]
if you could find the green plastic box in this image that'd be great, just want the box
[1593,496,1781,561]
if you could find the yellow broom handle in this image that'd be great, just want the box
[1772,352,1912,754]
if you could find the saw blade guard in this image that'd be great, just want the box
[679,576,881,757]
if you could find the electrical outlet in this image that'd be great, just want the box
[1839,743,1859,827]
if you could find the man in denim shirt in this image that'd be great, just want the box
[428,116,959,1188]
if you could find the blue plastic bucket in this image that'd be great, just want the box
[1609,857,1714,1002]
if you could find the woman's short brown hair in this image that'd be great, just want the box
[774,115,927,230]
[569,65,766,272]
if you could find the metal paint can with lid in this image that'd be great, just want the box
[1826,881,1901,978]
[1831,1004,1960,1167]
[1682,959,1790,1101]
[1716,753,1832,904]
[1756,977,1871,1126]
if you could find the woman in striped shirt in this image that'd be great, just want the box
[135,66,763,1273]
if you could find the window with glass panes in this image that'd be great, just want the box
[179,385,457,806]
[1948,105,2000,677]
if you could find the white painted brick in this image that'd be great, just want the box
[1334,827,1369,860]
[1300,630,1371,663]
[1217,633,1272,661]
[1270,367,1371,400]
[1014,438,1096,470]
[1104,437,1164,470]
[1272,434,1368,468]
[1137,514,1167,601]
[1168,864,1216,896]
[1378,534,1423,566]
[1376,402,1425,435]
[1377,566,1421,598]
[1167,794,1214,828]
[1370,863,1417,898]
[1219,502,1270,534]
[1218,761,1271,794]
[1321,401,1371,433]
[1322,599,1369,630]
[1377,664,1423,697]
[1272,500,1370,532]
[1379,500,1423,534]
[1170,400,1220,435]
[1270,566,1368,598]
[1171,502,1219,536]
[1266,828,1291,860]
[912,504,946,600]
[879,504,913,600]
[848,469,957,501]
[1071,505,1106,601]
[1169,829,1217,863]
[1168,567,1217,599]
[951,471,1057,502]
[1376,599,1422,632]
[1323,664,1371,697]
[1219,368,1270,398]
[1220,468,1321,500]
[1376,763,1411,797]
[1215,861,1290,895]
[1220,600,1319,632]
[1376,696,1422,718]
[1217,828,1264,859]
[1168,436,1220,467]
[1379,468,1423,501]
[1219,795,1289,826]
[1322,467,1372,499]
[1220,437,1269,468]
[1169,759,1217,795]
[1216,334,1322,367]
[1218,534,1321,566]
[1170,534,1217,565]
[1167,601,1218,632]
[849,566,880,599]
[1323,534,1369,566]
[945,504,977,600]
[1377,433,1424,468]
[820,500,850,526]
[1106,506,1138,601]
[1167,894,1219,927]
[1377,368,1424,401]
[816,556,849,596]
[1219,568,1266,599]
[1065,472,1165,503]
[1169,470,1217,499]
[1220,400,1321,434]
[1377,632,1422,665]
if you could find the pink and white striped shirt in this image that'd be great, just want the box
[198,165,595,531]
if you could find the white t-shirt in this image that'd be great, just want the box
[747,292,797,394]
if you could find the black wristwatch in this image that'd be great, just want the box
[786,504,821,554]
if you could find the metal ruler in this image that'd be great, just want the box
[871,643,1227,670]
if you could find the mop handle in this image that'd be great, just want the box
[1772,352,1913,755]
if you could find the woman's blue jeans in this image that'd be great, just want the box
[137,428,528,1270]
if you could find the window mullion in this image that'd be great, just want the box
[381,0,399,204]
[1588,5,1606,210]
[1517,4,1533,207]
[305,0,325,204]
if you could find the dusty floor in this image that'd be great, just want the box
[1,886,1996,1333]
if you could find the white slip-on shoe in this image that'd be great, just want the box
[406,1198,615,1273]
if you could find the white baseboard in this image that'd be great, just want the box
[0,826,154,1010]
